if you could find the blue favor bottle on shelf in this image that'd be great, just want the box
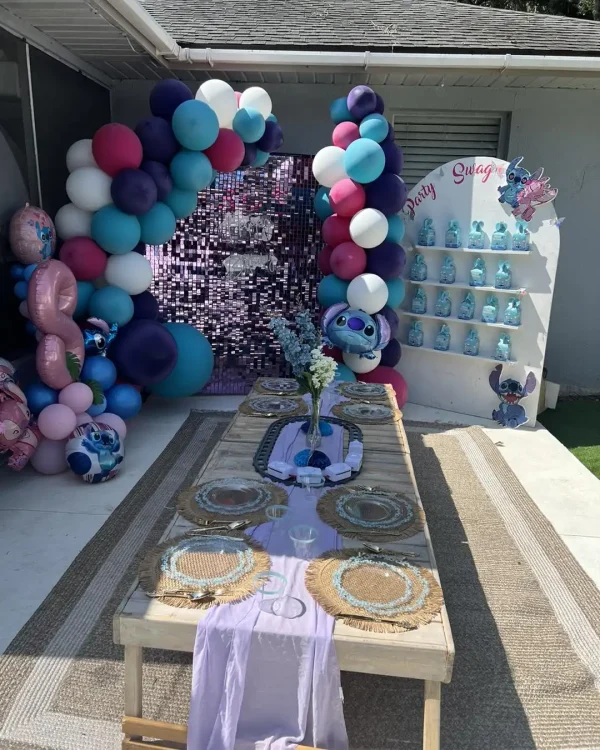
[410,253,428,282]
[495,261,512,290]
[445,220,461,249]
[458,291,476,320]
[418,218,436,247]
[408,321,424,347]
[495,334,512,362]
[435,290,452,318]
[468,221,485,249]
[464,329,480,356]
[470,258,486,287]
[439,256,456,284]
[434,324,451,351]
[482,295,499,324]
[504,297,522,326]
[411,288,427,314]
[491,222,509,251]
[512,222,530,251]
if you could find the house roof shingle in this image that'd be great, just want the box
[140,0,600,56]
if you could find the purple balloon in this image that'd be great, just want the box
[374,93,385,115]
[135,117,179,164]
[380,338,401,367]
[347,86,377,120]
[111,169,158,215]
[141,160,173,201]
[149,80,193,121]
[366,242,406,280]
[132,241,146,255]
[110,318,177,386]
[380,305,400,338]
[382,141,404,174]
[256,121,284,152]
[132,290,159,320]
[241,142,258,166]
[366,173,408,216]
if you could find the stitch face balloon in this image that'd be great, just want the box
[9,205,56,264]
[321,302,391,360]
[66,421,124,483]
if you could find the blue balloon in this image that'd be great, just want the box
[14,281,28,300]
[87,395,107,417]
[233,107,265,143]
[24,383,58,415]
[359,114,389,143]
[314,186,333,221]
[171,100,219,151]
[138,202,176,245]
[92,205,141,255]
[344,139,385,184]
[330,97,355,125]
[251,150,270,168]
[10,264,24,280]
[81,355,117,391]
[25,322,37,335]
[385,278,406,309]
[164,188,198,219]
[23,263,38,281]
[74,281,95,319]
[386,215,406,244]
[170,150,212,192]
[334,363,357,382]
[89,286,134,327]
[105,383,142,419]
[149,322,214,398]
[317,275,349,307]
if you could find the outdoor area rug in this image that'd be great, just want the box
[1,420,600,749]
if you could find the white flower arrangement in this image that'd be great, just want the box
[308,347,337,392]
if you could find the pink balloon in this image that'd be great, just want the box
[92,123,143,177]
[235,91,242,105]
[38,403,77,440]
[99,412,127,439]
[31,437,68,475]
[204,129,245,172]
[330,242,367,280]
[359,366,408,408]
[329,179,366,218]
[9,204,56,264]
[332,122,360,150]
[27,260,85,389]
[59,382,93,414]
[0,399,30,453]
[321,215,351,247]
[318,245,334,275]
[75,412,92,426]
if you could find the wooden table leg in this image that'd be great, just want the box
[423,680,441,750]
[124,645,143,741]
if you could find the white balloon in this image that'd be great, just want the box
[66,167,112,213]
[197,79,237,128]
[312,146,347,188]
[347,273,389,315]
[66,139,97,173]
[343,350,381,374]
[239,87,272,119]
[19,300,29,319]
[55,203,93,240]
[350,208,389,249]
[105,252,152,295]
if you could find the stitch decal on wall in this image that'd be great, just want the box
[498,156,557,221]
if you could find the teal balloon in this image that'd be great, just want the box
[386,214,406,244]
[171,99,219,151]
[334,363,356,382]
[233,107,265,143]
[266,114,278,123]
[91,205,141,255]
[385,278,406,308]
[314,186,333,221]
[344,138,385,184]
[317,274,349,307]
[138,202,176,245]
[149,323,214,398]
[330,97,355,124]
[359,113,389,143]
[89,286,134,326]
[251,150,270,168]
[170,149,212,191]
[164,188,198,219]
[74,281,95,319]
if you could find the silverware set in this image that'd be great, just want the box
[145,587,228,602]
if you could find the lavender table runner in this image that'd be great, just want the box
[187,387,349,750]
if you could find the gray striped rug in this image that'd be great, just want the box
[0,421,599,749]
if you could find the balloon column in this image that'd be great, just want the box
[313,86,408,407]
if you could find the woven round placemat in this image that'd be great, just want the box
[138,531,270,609]
[239,395,309,418]
[332,401,402,424]
[317,485,425,542]
[336,382,391,401]
[177,477,288,526]
[253,378,301,396]
[306,550,443,633]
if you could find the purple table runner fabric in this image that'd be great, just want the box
[187,387,349,750]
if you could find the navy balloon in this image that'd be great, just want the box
[132,241,146,255]
[111,169,158,215]
[382,122,394,143]
[381,141,404,174]
[110,318,177,386]
[134,117,179,164]
[380,305,400,338]
[256,121,284,153]
[10,265,24,280]
[241,142,258,166]
[374,93,385,114]
[380,339,402,368]
[366,173,408,216]
[366,242,407,280]
[347,85,377,120]
[141,160,173,201]
[132,290,159,320]
[24,383,58,415]
[149,80,193,121]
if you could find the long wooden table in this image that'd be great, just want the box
[114,402,454,750]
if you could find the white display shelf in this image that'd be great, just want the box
[401,310,519,331]
[402,344,517,365]
[412,244,531,256]
[404,278,526,296]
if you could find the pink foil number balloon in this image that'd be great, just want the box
[9,204,56,264]
[27,260,85,389]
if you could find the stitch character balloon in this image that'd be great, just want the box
[9,204,56,264]
[489,364,536,428]
[321,302,391,359]
[66,421,124,483]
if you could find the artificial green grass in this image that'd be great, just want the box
[539,400,600,479]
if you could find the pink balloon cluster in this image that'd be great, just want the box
[0,358,39,471]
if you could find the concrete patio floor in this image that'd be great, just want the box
[0,395,599,655]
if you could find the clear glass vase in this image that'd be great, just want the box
[306,395,322,449]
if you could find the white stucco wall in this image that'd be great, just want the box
[112,80,600,391]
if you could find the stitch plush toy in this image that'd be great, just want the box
[321,302,391,360]
[489,364,536,428]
